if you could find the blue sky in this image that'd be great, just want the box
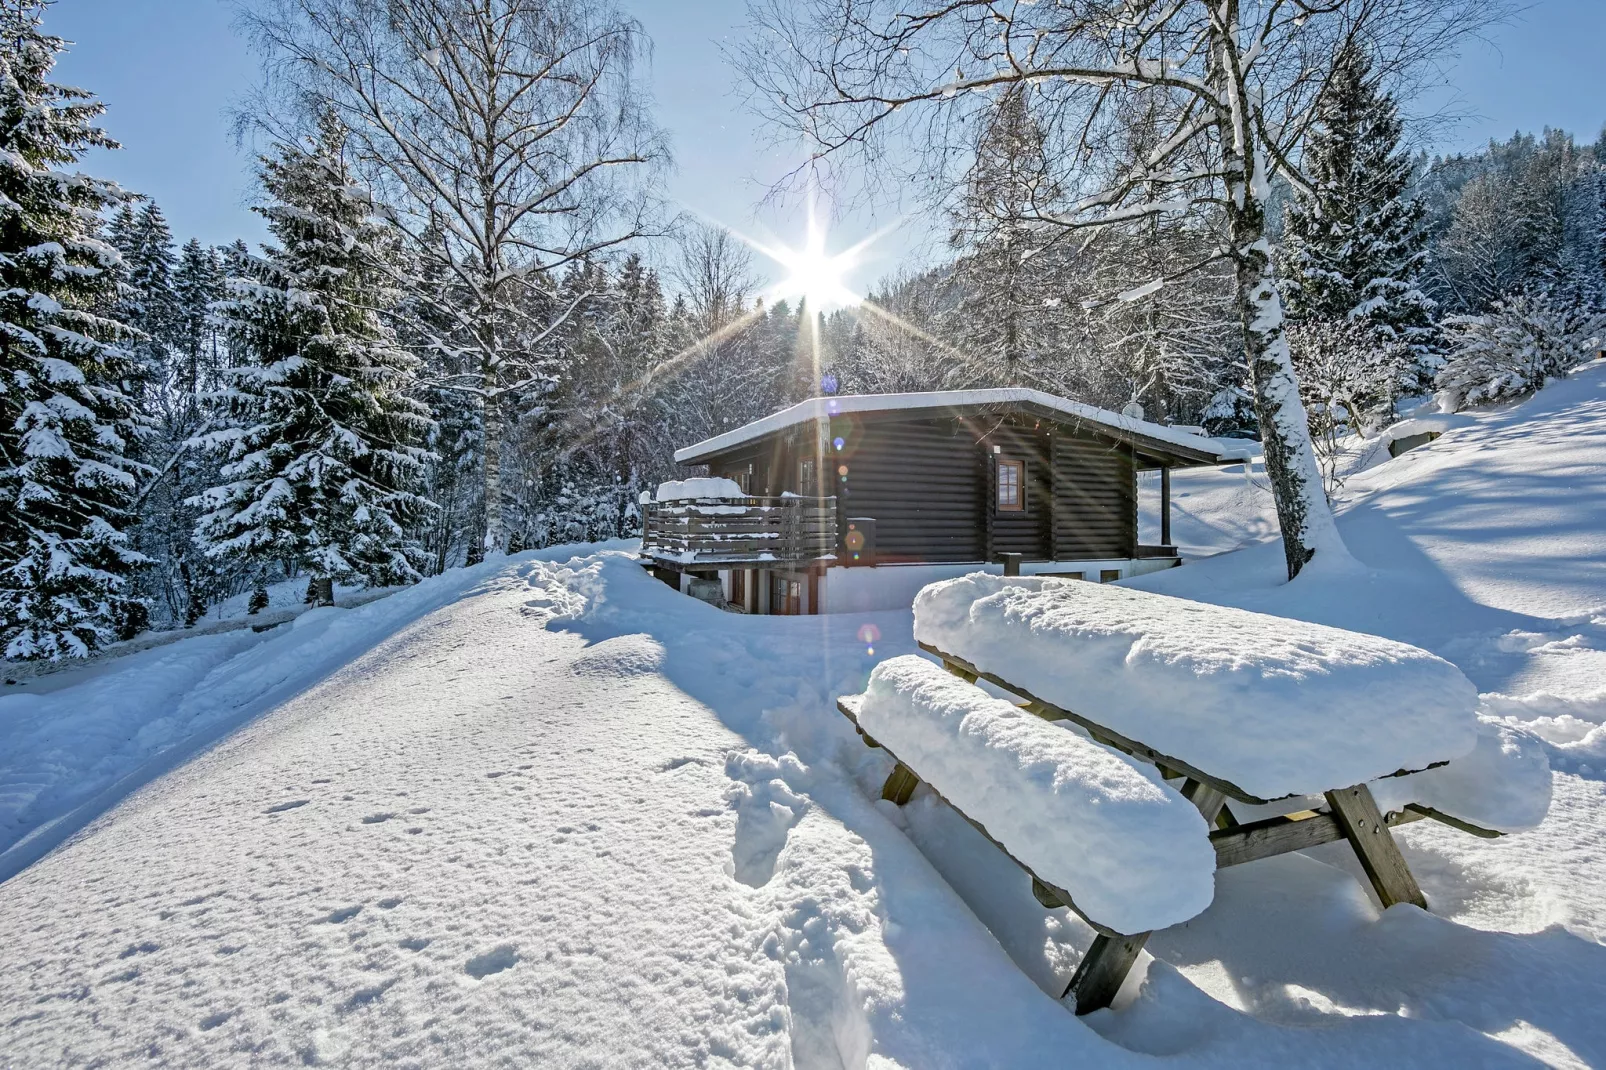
[48,0,1606,293]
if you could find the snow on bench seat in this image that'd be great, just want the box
[913,574,1481,802]
[851,655,1217,935]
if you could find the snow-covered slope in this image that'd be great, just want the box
[2,367,1606,1067]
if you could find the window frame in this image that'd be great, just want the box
[995,458,1025,513]
[797,457,817,497]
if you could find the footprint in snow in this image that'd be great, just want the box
[399,937,430,952]
[321,905,363,924]
[464,944,519,979]
[377,897,402,909]
[265,799,309,814]
[659,757,704,773]
[340,980,395,1012]
[118,942,160,959]
[198,1011,233,1031]
[361,813,394,824]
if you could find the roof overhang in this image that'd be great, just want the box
[673,388,1241,469]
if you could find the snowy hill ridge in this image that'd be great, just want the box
[1,370,1605,1066]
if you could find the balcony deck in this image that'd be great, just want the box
[641,496,838,571]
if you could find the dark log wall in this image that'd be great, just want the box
[976,418,1053,560]
[833,415,985,561]
[697,408,1137,563]
[1053,435,1136,559]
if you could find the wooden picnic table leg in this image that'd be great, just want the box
[880,762,921,805]
[1062,782,1229,1013]
[1325,784,1427,910]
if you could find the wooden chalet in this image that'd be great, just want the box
[641,388,1238,614]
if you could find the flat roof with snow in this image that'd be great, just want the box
[673,388,1242,467]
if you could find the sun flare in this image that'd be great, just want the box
[766,220,861,310]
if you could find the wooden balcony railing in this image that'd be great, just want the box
[642,496,837,568]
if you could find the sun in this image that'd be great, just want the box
[765,219,861,311]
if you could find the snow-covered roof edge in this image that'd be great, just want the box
[673,388,1237,465]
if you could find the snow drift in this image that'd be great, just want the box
[913,573,1481,800]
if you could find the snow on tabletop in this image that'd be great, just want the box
[853,656,1215,933]
[913,574,1481,801]
[672,387,1233,465]
[653,476,745,501]
[1371,715,1552,833]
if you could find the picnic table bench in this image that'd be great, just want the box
[837,574,1550,1014]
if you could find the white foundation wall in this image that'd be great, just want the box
[818,558,1178,615]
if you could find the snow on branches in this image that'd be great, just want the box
[193,113,433,589]
[0,6,148,660]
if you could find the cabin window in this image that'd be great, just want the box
[798,458,817,497]
[770,573,802,615]
[727,467,751,493]
[730,569,746,609]
[996,459,1025,511]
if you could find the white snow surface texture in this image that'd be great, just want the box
[653,476,745,501]
[853,655,1216,933]
[913,574,1481,801]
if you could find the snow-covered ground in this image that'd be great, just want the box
[3,367,1606,1067]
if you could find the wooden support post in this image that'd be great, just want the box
[1160,466,1172,547]
[1064,932,1150,1013]
[999,552,1023,577]
[1325,784,1427,910]
[1064,778,1228,1013]
[880,762,920,805]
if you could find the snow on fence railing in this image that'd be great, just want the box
[641,495,837,566]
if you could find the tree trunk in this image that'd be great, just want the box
[1213,10,1346,582]
[1229,205,1347,580]
[481,386,504,556]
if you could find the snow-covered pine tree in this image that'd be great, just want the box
[114,201,179,396]
[1278,46,1438,389]
[194,111,433,592]
[0,3,148,659]
[172,238,225,398]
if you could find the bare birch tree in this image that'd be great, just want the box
[739,0,1498,579]
[242,0,666,553]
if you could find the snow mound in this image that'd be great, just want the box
[851,655,1216,934]
[569,633,665,677]
[913,573,1481,801]
[1372,716,1552,833]
[654,477,745,501]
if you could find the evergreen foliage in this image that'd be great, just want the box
[1278,47,1437,386]
[193,113,433,589]
[1437,290,1606,410]
[0,4,147,660]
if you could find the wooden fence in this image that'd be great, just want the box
[641,496,837,567]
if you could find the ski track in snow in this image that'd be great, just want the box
[4,368,1606,1066]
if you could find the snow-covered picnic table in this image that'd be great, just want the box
[838,574,1551,1014]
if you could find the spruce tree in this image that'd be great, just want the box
[0,3,147,659]
[1279,47,1437,387]
[194,112,433,590]
[107,200,180,413]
